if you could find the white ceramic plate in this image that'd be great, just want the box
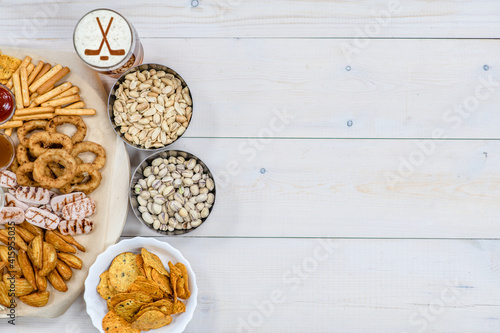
[84,237,198,333]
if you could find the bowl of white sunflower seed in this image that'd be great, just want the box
[108,63,193,150]
[130,150,216,235]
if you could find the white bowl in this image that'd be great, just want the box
[84,237,198,333]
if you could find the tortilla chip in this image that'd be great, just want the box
[107,292,153,311]
[102,309,141,333]
[131,309,172,331]
[151,268,172,295]
[0,54,21,80]
[135,254,146,277]
[129,280,164,300]
[141,248,170,277]
[115,298,147,322]
[109,252,141,293]
[97,271,117,301]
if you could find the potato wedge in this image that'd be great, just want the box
[28,235,43,270]
[18,249,37,290]
[55,259,72,281]
[47,269,67,292]
[20,221,44,237]
[0,229,27,252]
[39,242,57,276]
[45,230,76,254]
[0,281,14,308]
[34,266,47,292]
[57,252,82,270]
[53,230,85,252]
[19,291,50,307]
[3,275,34,297]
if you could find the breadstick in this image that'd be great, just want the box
[29,64,62,93]
[49,86,79,101]
[20,67,30,107]
[36,67,70,94]
[26,63,35,76]
[34,82,72,105]
[28,61,44,85]
[12,72,23,110]
[64,101,85,109]
[0,120,23,129]
[6,56,32,89]
[28,92,39,108]
[15,106,55,116]
[33,63,51,83]
[4,128,13,136]
[55,108,95,116]
[12,113,54,121]
[40,94,79,107]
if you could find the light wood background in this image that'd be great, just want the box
[2,1,500,332]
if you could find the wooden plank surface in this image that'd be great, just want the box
[15,237,500,332]
[2,1,500,38]
[122,138,500,239]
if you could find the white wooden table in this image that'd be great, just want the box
[3,1,500,331]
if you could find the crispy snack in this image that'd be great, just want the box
[47,269,67,292]
[0,53,21,80]
[115,299,147,322]
[128,280,163,301]
[45,115,87,144]
[151,269,172,296]
[36,67,70,95]
[102,309,141,333]
[27,61,44,85]
[12,71,23,110]
[18,249,37,290]
[107,292,153,311]
[34,266,47,292]
[3,275,35,297]
[0,229,27,251]
[52,230,85,252]
[55,259,73,281]
[141,248,170,277]
[28,132,73,157]
[136,254,146,277]
[60,164,102,195]
[0,120,23,129]
[55,108,96,116]
[57,252,82,269]
[109,252,141,293]
[21,221,44,237]
[0,246,22,275]
[97,271,117,301]
[16,144,36,164]
[175,262,190,299]
[39,241,57,276]
[29,64,62,93]
[19,291,50,307]
[131,308,172,331]
[33,149,77,188]
[48,156,85,184]
[15,106,55,117]
[71,141,106,170]
[13,225,35,243]
[45,230,76,254]
[0,281,14,308]
[27,235,43,270]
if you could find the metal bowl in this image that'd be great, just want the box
[107,63,193,151]
[129,150,216,235]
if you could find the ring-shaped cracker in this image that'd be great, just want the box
[71,142,106,170]
[28,132,73,157]
[33,149,77,189]
[16,162,42,187]
[45,116,87,145]
[48,156,85,183]
[17,120,49,147]
[60,164,101,195]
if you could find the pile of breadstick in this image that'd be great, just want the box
[0,56,96,136]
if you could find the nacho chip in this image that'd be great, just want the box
[107,292,153,311]
[128,280,163,300]
[135,254,146,277]
[0,54,21,80]
[131,308,172,331]
[115,299,147,322]
[141,248,169,277]
[109,252,141,292]
[97,271,117,301]
[144,265,153,281]
[102,309,140,333]
[151,268,172,296]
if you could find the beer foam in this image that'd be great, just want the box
[74,9,132,68]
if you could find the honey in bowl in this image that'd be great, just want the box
[0,133,14,171]
[0,84,15,124]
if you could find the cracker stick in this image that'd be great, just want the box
[6,56,32,89]
[41,94,79,107]
[13,113,54,121]
[36,67,70,94]
[12,72,23,110]
[20,67,30,107]
[28,92,39,108]
[28,61,44,85]
[26,63,35,76]
[49,86,79,101]
[64,101,85,109]
[4,128,13,136]
[0,120,23,129]
[33,63,51,83]
[55,108,95,116]
[15,106,55,116]
[29,64,62,93]
[34,82,72,105]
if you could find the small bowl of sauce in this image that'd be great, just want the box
[0,132,15,172]
[0,84,15,125]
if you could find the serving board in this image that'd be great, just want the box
[0,47,130,318]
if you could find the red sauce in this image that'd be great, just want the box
[0,85,14,123]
